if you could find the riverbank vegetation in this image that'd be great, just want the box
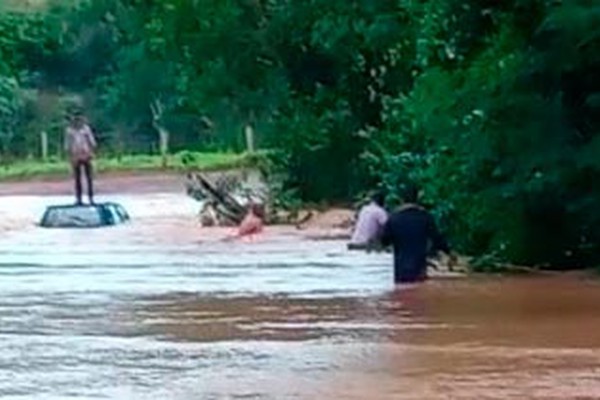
[0,0,598,269]
[0,151,245,181]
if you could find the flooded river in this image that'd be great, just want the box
[1,185,600,399]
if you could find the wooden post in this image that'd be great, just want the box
[40,131,48,161]
[244,124,255,153]
[150,98,169,169]
[159,128,169,168]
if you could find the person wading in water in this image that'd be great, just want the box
[64,112,97,205]
[381,185,456,284]
[348,191,388,251]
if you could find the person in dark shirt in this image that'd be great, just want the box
[381,185,455,283]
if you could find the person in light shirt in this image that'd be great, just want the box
[348,192,388,250]
[64,112,97,205]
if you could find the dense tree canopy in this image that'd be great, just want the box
[1,0,599,268]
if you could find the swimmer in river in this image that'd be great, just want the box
[238,203,264,237]
[222,203,265,242]
[381,184,456,284]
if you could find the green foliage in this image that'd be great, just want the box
[0,151,243,181]
[368,1,600,267]
[0,75,23,160]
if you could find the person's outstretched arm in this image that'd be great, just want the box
[426,212,448,253]
[85,125,97,150]
[427,213,457,269]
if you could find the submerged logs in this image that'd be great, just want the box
[185,170,268,227]
[185,169,324,227]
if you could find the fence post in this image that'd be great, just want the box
[159,128,169,168]
[40,131,48,161]
[244,124,255,153]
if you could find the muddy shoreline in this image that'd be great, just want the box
[0,171,186,196]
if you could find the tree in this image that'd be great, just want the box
[0,75,23,161]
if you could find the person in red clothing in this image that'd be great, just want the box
[237,203,265,237]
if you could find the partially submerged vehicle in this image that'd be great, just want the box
[40,202,130,228]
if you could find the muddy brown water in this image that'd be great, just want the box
[1,180,600,399]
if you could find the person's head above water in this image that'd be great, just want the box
[371,191,386,207]
[247,203,265,219]
[402,184,419,204]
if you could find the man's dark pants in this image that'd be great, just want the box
[73,160,94,204]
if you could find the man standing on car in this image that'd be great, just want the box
[65,111,97,205]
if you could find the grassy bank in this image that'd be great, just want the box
[0,152,249,182]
